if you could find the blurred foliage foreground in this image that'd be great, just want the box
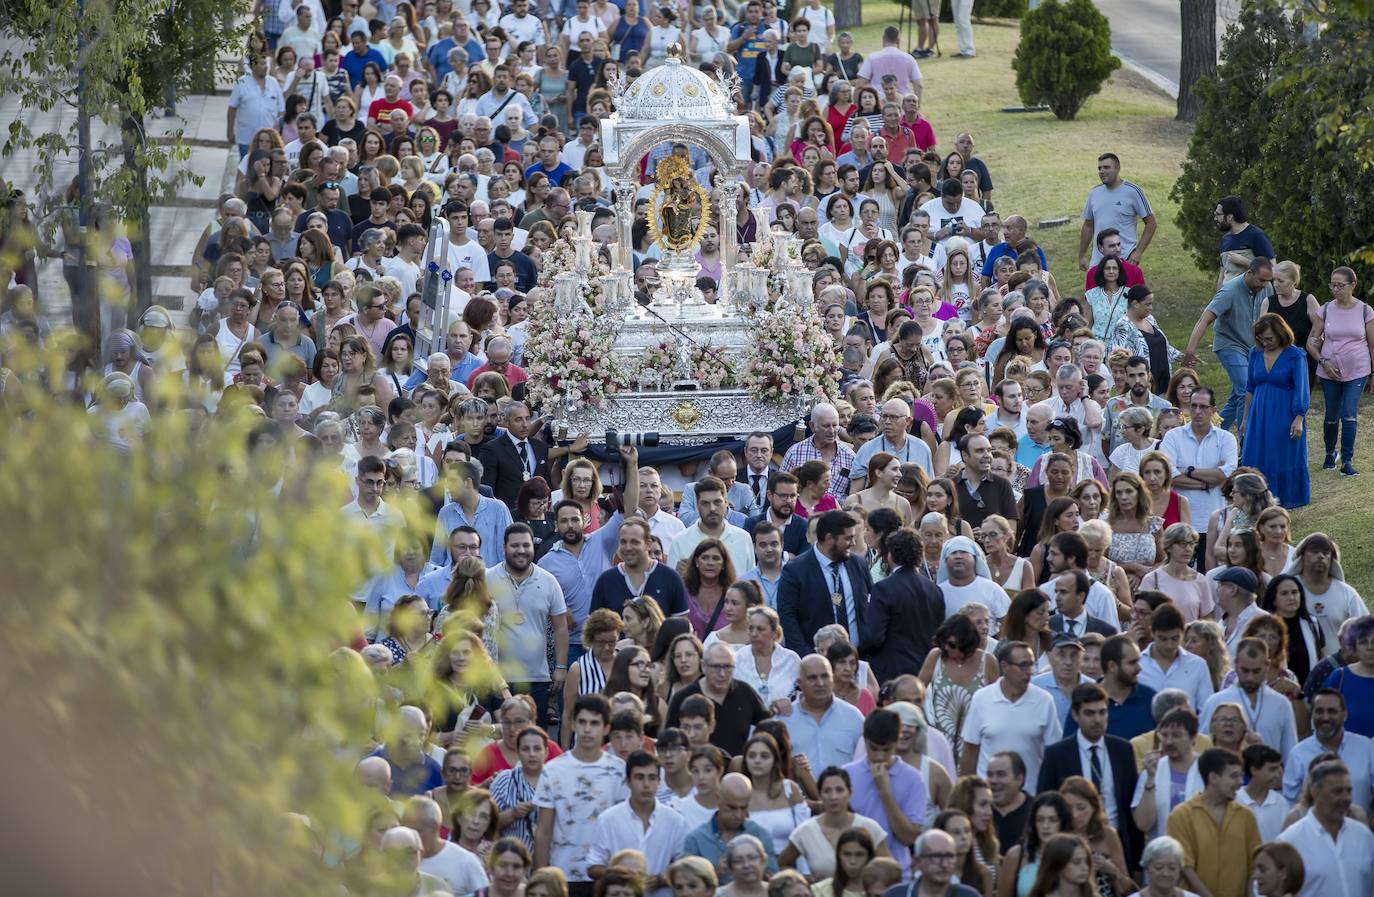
[0,341,467,895]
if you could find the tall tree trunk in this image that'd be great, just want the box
[122,112,154,318]
[1178,0,1217,120]
[834,0,862,28]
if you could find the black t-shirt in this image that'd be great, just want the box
[321,118,366,147]
[826,51,863,81]
[568,57,604,114]
[993,792,1033,853]
[664,680,770,757]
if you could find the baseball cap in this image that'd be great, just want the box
[1051,633,1083,652]
[1214,566,1258,593]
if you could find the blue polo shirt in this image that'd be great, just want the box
[537,514,624,646]
[430,495,514,568]
[782,697,865,771]
[368,744,444,796]
[590,562,690,617]
[683,816,779,883]
[1063,683,1158,741]
[342,46,387,89]
[524,161,574,186]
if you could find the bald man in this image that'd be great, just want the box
[682,773,780,882]
[379,826,449,895]
[404,797,490,894]
[368,705,444,796]
[356,756,393,794]
[781,402,858,500]
[782,655,866,770]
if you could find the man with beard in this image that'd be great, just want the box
[1200,638,1298,757]
[1101,355,1171,455]
[1287,533,1366,655]
[538,448,638,655]
[1282,688,1373,817]
[488,523,569,728]
[744,471,807,556]
[1065,634,1155,741]
[590,516,690,618]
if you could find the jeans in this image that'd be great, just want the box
[1216,347,1250,433]
[1321,375,1367,462]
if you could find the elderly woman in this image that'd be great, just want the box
[1127,836,1191,897]
[472,695,564,786]
[716,834,771,897]
[733,607,801,714]
[377,594,435,666]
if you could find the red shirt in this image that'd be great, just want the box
[1084,258,1145,291]
[901,115,937,152]
[471,738,564,786]
[466,361,529,391]
[368,97,414,123]
[827,104,856,153]
[879,124,919,162]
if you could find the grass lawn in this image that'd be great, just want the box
[847,5,1374,598]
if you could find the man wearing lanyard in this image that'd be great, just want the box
[479,401,549,508]
[1200,637,1298,757]
[851,399,935,491]
[741,431,777,517]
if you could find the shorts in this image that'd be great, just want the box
[913,0,938,18]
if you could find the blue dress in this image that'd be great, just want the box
[1241,344,1310,507]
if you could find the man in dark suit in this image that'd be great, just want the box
[778,509,872,655]
[860,527,944,684]
[478,400,548,509]
[743,471,807,556]
[1037,682,1145,870]
[1049,569,1115,637]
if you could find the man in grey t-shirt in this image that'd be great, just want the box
[487,522,569,728]
[1183,258,1275,433]
[1078,152,1157,268]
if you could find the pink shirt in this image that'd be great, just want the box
[856,46,922,96]
[1316,300,1374,382]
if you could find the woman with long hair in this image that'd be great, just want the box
[1025,834,1094,897]
[810,829,878,897]
[933,808,993,897]
[620,595,665,655]
[1084,256,1128,340]
[935,405,986,477]
[1003,589,1054,669]
[993,318,1049,385]
[1057,777,1133,897]
[1103,471,1161,586]
[1305,265,1374,476]
[429,628,507,749]
[560,609,623,748]
[997,793,1073,897]
[1259,573,1325,685]
[740,732,809,857]
[703,580,763,649]
[860,161,906,234]
[1184,620,1231,692]
[1017,453,1074,559]
[793,459,839,519]
[940,240,978,322]
[780,766,890,878]
[949,777,1000,895]
[657,627,703,704]
[1138,450,1190,531]
[604,645,663,734]
[847,452,914,523]
[925,476,975,539]
[438,555,500,662]
[1253,505,1294,578]
[918,615,999,768]
[1251,841,1306,897]
[1028,497,1081,584]
[489,725,550,848]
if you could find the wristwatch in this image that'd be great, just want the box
[1185,465,1195,479]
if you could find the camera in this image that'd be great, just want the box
[606,430,661,448]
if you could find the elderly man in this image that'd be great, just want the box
[936,535,1010,624]
[665,643,770,756]
[261,301,317,372]
[356,755,393,795]
[1038,363,1104,435]
[1277,759,1374,897]
[781,403,857,500]
[1213,567,1267,656]
[376,826,449,896]
[979,214,1044,278]
[682,773,779,881]
[369,705,444,796]
[227,54,285,158]
[679,450,753,527]
[367,74,414,126]
[881,830,981,897]
[466,334,527,392]
[402,797,490,894]
[852,398,934,487]
[782,655,865,770]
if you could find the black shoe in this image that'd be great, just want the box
[1341,461,1360,477]
[1324,453,1337,470]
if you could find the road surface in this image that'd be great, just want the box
[1092,0,1236,95]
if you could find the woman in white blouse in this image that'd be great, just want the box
[690,6,728,65]
[732,607,801,713]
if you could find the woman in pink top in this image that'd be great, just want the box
[1306,265,1374,476]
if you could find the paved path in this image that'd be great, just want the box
[0,36,236,323]
[1092,0,1238,96]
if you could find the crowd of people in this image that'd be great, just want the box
[1,2,1374,897]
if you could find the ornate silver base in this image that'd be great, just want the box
[557,390,807,444]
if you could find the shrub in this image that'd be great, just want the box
[1011,0,1120,120]
[975,0,1028,18]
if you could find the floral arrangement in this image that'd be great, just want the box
[743,303,841,402]
[629,337,739,390]
[524,240,628,410]
[691,342,738,390]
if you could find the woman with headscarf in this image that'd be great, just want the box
[102,329,155,405]
[89,371,150,453]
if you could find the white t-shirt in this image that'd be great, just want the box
[918,197,987,248]
[448,238,491,283]
[939,576,1011,623]
[961,680,1062,788]
[561,15,606,50]
[499,12,545,45]
[533,752,629,882]
[383,255,422,302]
[419,842,490,895]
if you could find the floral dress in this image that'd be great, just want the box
[1107,517,1162,570]
[924,652,987,768]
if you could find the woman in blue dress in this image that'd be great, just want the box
[1242,313,1310,508]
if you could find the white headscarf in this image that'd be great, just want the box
[937,535,991,583]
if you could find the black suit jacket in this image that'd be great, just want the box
[743,512,808,557]
[860,566,945,684]
[1050,612,1115,638]
[777,547,872,655]
[478,434,549,509]
[1036,734,1145,870]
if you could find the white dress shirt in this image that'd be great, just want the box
[1077,731,1118,826]
[1199,683,1298,757]
[1159,423,1238,532]
[1277,810,1374,897]
[1236,786,1291,842]
[587,800,689,897]
[1138,645,1215,714]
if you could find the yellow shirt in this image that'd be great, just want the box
[1166,793,1261,897]
[1130,730,1213,771]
